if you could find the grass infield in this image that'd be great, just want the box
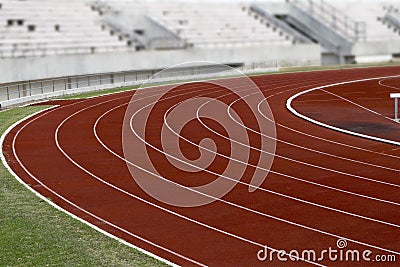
[0,106,168,266]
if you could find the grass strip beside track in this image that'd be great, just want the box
[0,106,168,267]
[60,86,141,100]
[278,61,400,73]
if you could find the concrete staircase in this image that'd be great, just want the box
[250,0,367,64]
[91,0,187,50]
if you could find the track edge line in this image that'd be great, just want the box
[286,74,400,147]
[0,106,179,267]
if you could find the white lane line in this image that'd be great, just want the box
[4,71,397,266]
[198,95,400,189]
[127,78,400,206]
[219,90,400,198]
[157,83,400,223]
[222,77,400,173]
[56,78,328,266]
[226,88,399,173]
[97,79,400,254]
[321,89,392,121]
[287,75,400,146]
[6,70,400,266]
[161,99,399,228]
[127,78,400,207]
[256,100,399,172]
[120,88,400,256]
[378,78,400,92]
[256,71,400,162]
[56,89,326,267]
[4,100,200,267]
[259,98,400,159]
[196,92,400,201]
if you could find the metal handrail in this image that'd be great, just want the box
[0,62,280,103]
[291,0,366,42]
[0,44,134,59]
[0,70,152,101]
[249,4,312,44]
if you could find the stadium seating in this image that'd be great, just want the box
[325,0,400,41]
[100,0,293,47]
[0,0,399,59]
[0,0,135,58]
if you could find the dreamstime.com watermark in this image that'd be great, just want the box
[257,239,397,263]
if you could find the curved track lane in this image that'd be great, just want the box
[2,66,400,266]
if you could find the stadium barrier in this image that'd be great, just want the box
[0,61,279,109]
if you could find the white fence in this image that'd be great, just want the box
[0,61,280,108]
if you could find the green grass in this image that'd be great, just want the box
[277,61,400,73]
[0,106,168,267]
[240,61,400,77]
[60,85,141,100]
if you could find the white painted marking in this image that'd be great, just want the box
[88,81,400,255]
[5,71,400,267]
[321,89,391,120]
[379,78,400,92]
[287,75,400,146]
[161,100,400,227]
[58,97,326,266]
[1,103,191,267]
[120,86,400,255]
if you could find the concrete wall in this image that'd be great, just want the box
[352,40,400,57]
[0,44,321,84]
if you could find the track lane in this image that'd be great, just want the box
[3,66,400,266]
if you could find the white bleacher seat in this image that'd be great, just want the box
[0,0,134,58]
[325,0,400,41]
[102,0,292,47]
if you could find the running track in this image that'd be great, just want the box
[2,66,400,266]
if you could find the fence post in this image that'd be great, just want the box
[29,81,32,96]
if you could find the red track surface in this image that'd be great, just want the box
[3,67,400,266]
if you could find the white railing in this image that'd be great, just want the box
[0,61,279,108]
[291,0,366,42]
[0,44,135,59]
